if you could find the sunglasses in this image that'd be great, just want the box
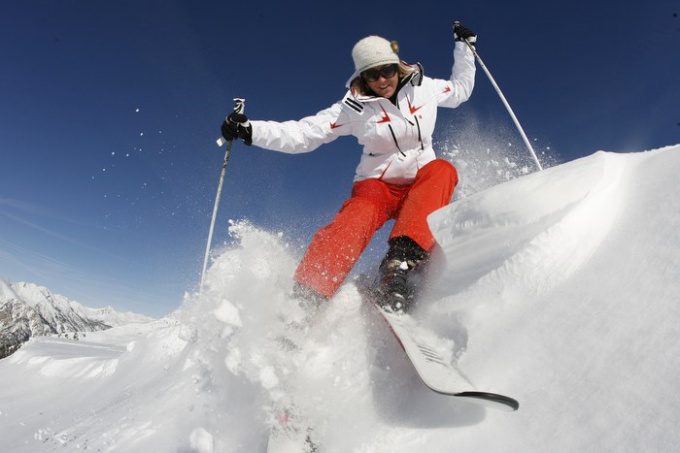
[361,64,398,82]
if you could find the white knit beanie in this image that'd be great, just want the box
[346,35,399,87]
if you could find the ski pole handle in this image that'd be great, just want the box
[216,98,247,147]
[452,21,473,47]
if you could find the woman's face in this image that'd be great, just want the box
[362,64,399,99]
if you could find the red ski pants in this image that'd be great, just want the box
[295,159,458,298]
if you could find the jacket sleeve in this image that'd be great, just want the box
[435,41,476,108]
[249,102,350,154]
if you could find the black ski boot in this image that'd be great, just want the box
[277,283,328,352]
[291,282,326,318]
[284,282,327,331]
[375,236,430,314]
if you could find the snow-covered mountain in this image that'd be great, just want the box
[0,279,154,358]
[0,146,679,452]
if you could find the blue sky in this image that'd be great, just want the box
[1,0,678,317]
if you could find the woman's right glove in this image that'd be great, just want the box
[220,112,253,145]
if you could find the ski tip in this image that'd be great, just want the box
[454,391,520,412]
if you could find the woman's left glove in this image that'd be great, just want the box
[453,22,477,46]
[221,112,253,145]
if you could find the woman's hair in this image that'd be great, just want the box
[350,62,416,96]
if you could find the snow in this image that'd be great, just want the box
[1,146,680,452]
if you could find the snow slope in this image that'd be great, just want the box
[0,146,679,452]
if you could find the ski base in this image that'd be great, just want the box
[362,282,518,411]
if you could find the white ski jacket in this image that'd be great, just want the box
[250,41,476,184]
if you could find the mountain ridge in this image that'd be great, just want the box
[0,279,154,358]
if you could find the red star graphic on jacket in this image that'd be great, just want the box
[407,97,423,115]
[377,105,391,123]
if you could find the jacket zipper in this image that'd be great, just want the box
[414,115,424,150]
[389,112,425,154]
[387,124,406,157]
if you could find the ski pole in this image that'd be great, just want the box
[454,21,543,171]
[200,98,246,289]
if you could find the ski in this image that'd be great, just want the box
[267,405,318,453]
[358,277,519,411]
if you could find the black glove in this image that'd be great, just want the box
[220,112,253,145]
[453,22,477,46]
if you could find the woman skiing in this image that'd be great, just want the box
[220,23,477,314]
